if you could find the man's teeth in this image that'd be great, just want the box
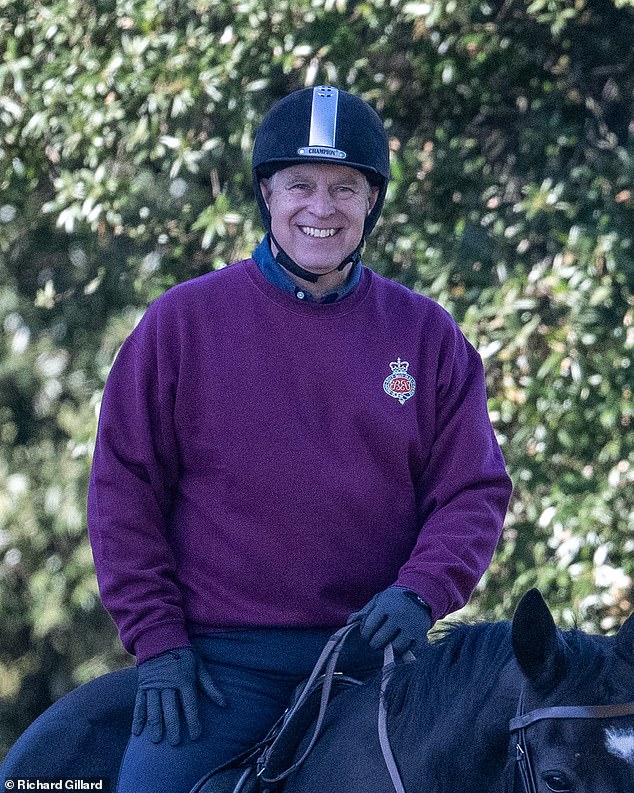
[300,226,337,238]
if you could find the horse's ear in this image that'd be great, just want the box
[615,611,634,661]
[512,588,567,690]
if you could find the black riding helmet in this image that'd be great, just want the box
[252,86,390,283]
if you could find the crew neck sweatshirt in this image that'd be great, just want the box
[88,258,512,662]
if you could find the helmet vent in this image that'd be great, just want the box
[303,86,343,154]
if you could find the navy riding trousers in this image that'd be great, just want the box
[116,628,382,793]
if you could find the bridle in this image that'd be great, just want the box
[381,680,634,793]
[509,689,634,793]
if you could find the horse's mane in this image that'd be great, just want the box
[384,617,613,740]
[384,620,514,735]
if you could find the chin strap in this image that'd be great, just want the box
[268,233,362,284]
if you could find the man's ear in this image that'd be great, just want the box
[368,185,379,213]
[259,178,272,209]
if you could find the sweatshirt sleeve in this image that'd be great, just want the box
[87,305,191,662]
[395,319,512,622]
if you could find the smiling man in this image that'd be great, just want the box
[259,163,378,297]
[88,85,512,793]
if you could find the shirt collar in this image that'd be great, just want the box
[252,237,362,304]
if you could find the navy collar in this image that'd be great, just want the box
[252,237,362,304]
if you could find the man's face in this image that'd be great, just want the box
[260,163,378,275]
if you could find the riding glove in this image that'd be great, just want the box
[132,647,225,745]
[348,586,432,657]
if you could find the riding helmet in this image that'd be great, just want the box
[252,85,390,240]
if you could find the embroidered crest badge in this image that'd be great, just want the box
[383,358,416,405]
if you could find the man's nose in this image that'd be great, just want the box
[309,187,336,217]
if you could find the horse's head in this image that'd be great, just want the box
[510,589,634,793]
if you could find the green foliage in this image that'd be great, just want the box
[1,0,633,756]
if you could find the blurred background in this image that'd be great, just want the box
[0,0,632,758]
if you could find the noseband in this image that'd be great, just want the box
[509,690,634,793]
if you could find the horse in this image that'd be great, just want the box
[2,589,633,793]
[272,588,634,793]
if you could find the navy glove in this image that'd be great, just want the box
[132,647,226,745]
[347,586,432,657]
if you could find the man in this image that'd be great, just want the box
[88,85,512,792]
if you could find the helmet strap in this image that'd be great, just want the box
[268,232,362,284]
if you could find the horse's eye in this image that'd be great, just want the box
[543,772,572,793]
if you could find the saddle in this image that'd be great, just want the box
[189,623,368,793]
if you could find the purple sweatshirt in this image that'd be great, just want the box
[88,258,512,663]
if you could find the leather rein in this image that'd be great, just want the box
[256,622,410,791]
[509,690,634,793]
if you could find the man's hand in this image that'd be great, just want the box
[348,586,432,657]
[132,647,226,745]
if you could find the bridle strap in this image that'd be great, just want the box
[509,689,634,793]
[511,691,538,793]
[514,740,538,793]
[510,700,634,731]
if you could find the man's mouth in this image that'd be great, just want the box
[300,226,338,238]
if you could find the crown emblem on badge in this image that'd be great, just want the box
[389,358,410,373]
[383,358,416,405]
